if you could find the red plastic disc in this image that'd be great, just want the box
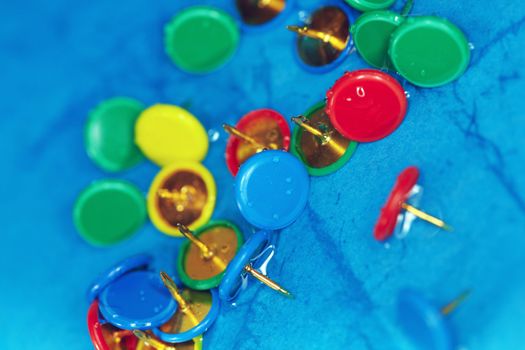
[374,166,419,241]
[225,109,290,176]
[87,300,138,350]
[326,69,407,142]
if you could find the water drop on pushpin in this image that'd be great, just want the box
[285,177,292,183]
[404,91,410,99]
[286,189,292,195]
[272,156,280,163]
[468,42,475,50]
[273,213,280,220]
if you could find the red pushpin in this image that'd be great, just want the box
[224,109,290,176]
[374,166,452,241]
[326,69,407,143]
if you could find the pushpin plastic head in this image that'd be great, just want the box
[291,101,358,176]
[220,230,288,301]
[74,179,146,246]
[135,104,208,167]
[397,289,454,350]
[344,0,396,12]
[389,16,470,87]
[85,97,145,172]
[235,150,309,230]
[164,6,240,74]
[177,221,244,290]
[88,300,138,350]
[90,257,177,330]
[136,334,203,350]
[236,0,290,28]
[148,162,216,236]
[351,11,404,69]
[326,69,407,142]
[225,109,290,176]
[152,273,220,343]
[290,5,353,73]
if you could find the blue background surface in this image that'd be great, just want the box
[1,0,525,349]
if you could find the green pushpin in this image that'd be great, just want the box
[345,0,396,12]
[389,16,471,87]
[290,101,357,176]
[351,0,413,69]
[164,6,240,74]
[85,97,145,172]
[73,179,146,246]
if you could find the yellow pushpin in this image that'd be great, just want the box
[236,0,287,26]
[287,25,348,51]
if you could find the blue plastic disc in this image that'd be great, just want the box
[87,254,152,303]
[98,270,177,330]
[397,289,453,350]
[219,230,272,301]
[152,288,220,343]
[235,150,309,230]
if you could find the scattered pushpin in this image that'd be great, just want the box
[235,150,309,230]
[290,101,358,176]
[397,289,471,350]
[177,221,244,290]
[88,254,177,330]
[326,69,407,142]
[288,5,353,72]
[148,162,216,236]
[219,230,292,301]
[374,166,452,241]
[149,272,220,343]
[135,334,203,350]
[133,330,177,350]
[236,0,289,27]
[344,0,396,12]
[224,109,290,176]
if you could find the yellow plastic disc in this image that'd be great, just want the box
[135,104,209,166]
[148,161,216,236]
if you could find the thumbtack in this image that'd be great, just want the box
[288,4,354,72]
[219,230,292,301]
[147,162,216,236]
[290,101,358,176]
[374,166,452,241]
[149,272,220,344]
[236,0,289,28]
[224,109,290,176]
[176,221,244,290]
[133,330,176,350]
[397,289,471,350]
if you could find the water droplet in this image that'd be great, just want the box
[384,243,391,249]
[468,42,475,50]
[404,91,410,99]
[420,69,426,76]
[285,177,292,183]
[356,86,365,97]
[272,156,280,163]
[345,97,352,102]
[273,213,280,220]
[154,307,159,313]
[247,201,254,207]
[139,290,145,295]
[286,189,292,195]
[208,128,220,142]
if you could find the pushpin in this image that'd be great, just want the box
[344,0,396,12]
[164,6,240,74]
[148,162,216,236]
[374,166,452,241]
[148,272,220,343]
[135,104,208,167]
[236,0,291,29]
[74,179,146,246]
[397,289,471,350]
[235,150,309,230]
[290,101,358,176]
[135,332,203,350]
[87,300,138,350]
[326,69,408,142]
[85,97,145,172]
[177,221,244,290]
[219,230,292,301]
[224,109,290,176]
[288,5,354,72]
[88,254,177,330]
[389,16,470,87]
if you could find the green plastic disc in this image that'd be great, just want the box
[177,220,244,290]
[73,179,146,246]
[85,97,145,172]
[164,6,240,74]
[345,0,396,12]
[291,101,358,176]
[389,16,470,87]
[352,11,404,69]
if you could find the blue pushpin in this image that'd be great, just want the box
[88,254,177,330]
[235,150,309,230]
[397,289,471,350]
[140,272,221,344]
[219,230,291,301]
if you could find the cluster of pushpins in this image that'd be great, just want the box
[76,0,473,349]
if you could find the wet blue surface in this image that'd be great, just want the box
[1,0,524,349]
